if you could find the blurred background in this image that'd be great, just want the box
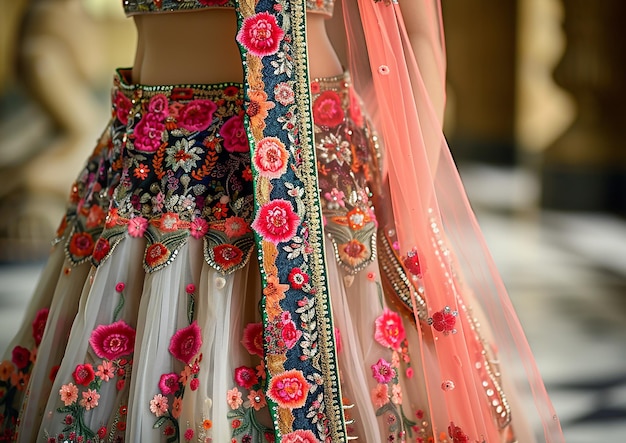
[0,0,625,441]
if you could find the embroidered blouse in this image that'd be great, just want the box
[123,0,334,17]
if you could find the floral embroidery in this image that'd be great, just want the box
[374,308,406,350]
[281,430,320,442]
[267,369,310,410]
[169,322,203,364]
[251,199,300,245]
[89,320,136,360]
[428,306,459,335]
[237,12,285,58]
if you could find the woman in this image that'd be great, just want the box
[0,0,564,442]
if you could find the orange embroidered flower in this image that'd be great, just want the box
[247,90,275,130]
[133,163,150,180]
[267,369,310,409]
[337,239,368,267]
[68,232,95,258]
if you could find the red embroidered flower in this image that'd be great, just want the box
[97,426,107,439]
[86,205,105,229]
[224,216,249,238]
[212,202,229,220]
[448,422,470,443]
[11,346,30,370]
[114,91,132,125]
[134,113,165,152]
[73,363,95,386]
[170,87,194,101]
[145,243,170,269]
[281,430,319,443]
[267,369,310,409]
[92,237,110,262]
[403,248,421,276]
[213,244,244,271]
[89,320,136,361]
[32,308,49,346]
[158,372,179,395]
[68,232,95,258]
[251,199,300,244]
[288,268,309,289]
[312,90,344,127]
[253,137,289,179]
[234,366,258,389]
[178,99,217,132]
[159,212,180,232]
[428,306,458,335]
[374,308,406,350]
[190,217,209,239]
[169,322,202,364]
[219,114,249,153]
[241,322,264,357]
[236,12,285,58]
[280,320,302,349]
[147,94,169,120]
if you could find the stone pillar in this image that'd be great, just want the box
[541,0,626,212]
[442,1,518,165]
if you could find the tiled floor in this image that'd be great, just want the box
[1,165,625,442]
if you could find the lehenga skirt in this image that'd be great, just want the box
[0,70,517,443]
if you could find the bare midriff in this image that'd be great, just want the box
[131,9,343,85]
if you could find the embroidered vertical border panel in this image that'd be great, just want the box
[235,0,347,441]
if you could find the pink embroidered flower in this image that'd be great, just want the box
[198,0,230,5]
[323,188,345,208]
[234,366,258,389]
[406,367,414,379]
[80,389,100,410]
[335,327,342,353]
[274,82,295,106]
[312,90,344,127]
[374,308,406,350]
[178,99,217,132]
[89,320,136,361]
[371,383,389,408]
[282,430,319,443]
[114,91,132,125]
[149,393,169,417]
[248,389,267,411]
[147,94,169,120]
[267,369,310,409]
[184,428,194,441]
[96,360,115,382]
[224,216,250,238]
[115,282,126,292]
[227,387,243,409]
[134,113,165,152]
[253,137,289,179]
[186,283,196,294]
[169,321,202,364]
[448,422,470,443]
[73,364,95,386]
[403,248,421,276]
[190,217,209,239]
[219,114,249,153]
[59,383,79,406]
[391,384,403,404]
[428,306,458,335]
[145,243,170,269]
[287,268,309,289]
[242,322,264,357]
[371,358,395,384]
[126,216,148,238]
[31,308,49,346]
[281,320,302,349]
[159,372,179,395]
[236,12,285,58]
[251,199,300,244]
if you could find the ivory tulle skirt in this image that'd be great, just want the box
[0,70,522,442]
